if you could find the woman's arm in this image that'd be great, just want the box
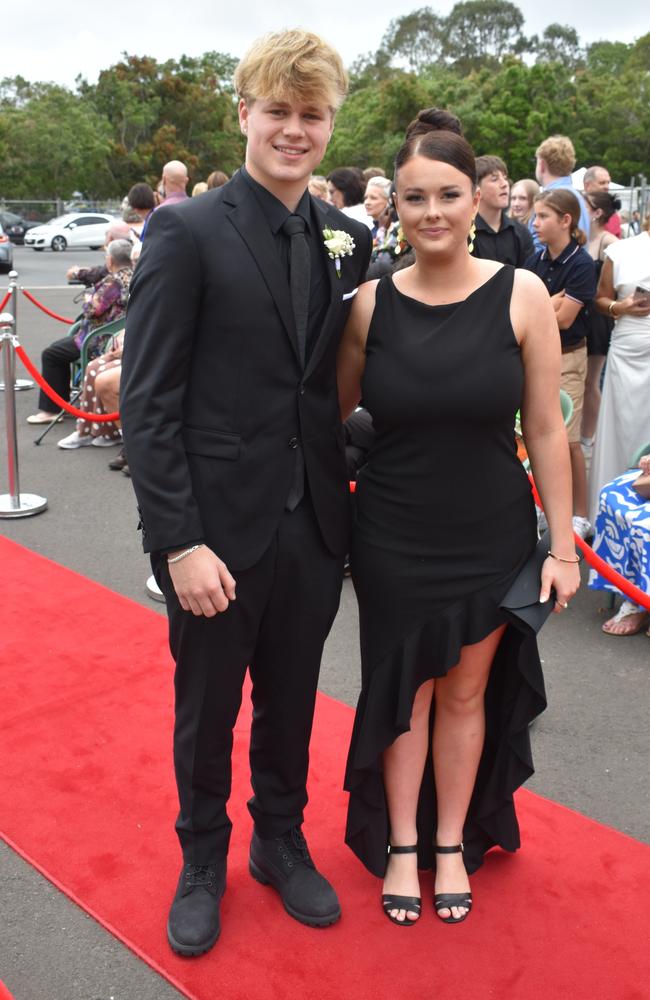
[553,294,584,330]
[336,280,378,420]
[88,276,121,320]
[595,257,650,319]
[511,269,580,607]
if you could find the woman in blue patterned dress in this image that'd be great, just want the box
[590,452,650,636]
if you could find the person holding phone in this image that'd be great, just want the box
[588,225,650,528]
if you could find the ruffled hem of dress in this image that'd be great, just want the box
[344,581,547,877]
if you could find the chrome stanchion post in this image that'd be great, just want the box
[0,271,34,392]
[0,312,47,517]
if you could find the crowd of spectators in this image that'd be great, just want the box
[22,143,649,634]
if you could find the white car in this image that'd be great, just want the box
[24,213,116,252]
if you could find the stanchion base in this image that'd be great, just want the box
[0,379,34,391]
[145,573,166,603]
[0,493,48,518]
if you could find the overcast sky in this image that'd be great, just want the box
[5,1,648,89]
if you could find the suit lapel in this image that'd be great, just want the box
[305,199,343,376]
[224,173,301,365]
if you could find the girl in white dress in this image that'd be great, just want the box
[589,229,650,532]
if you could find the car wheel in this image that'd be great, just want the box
[51,236,67,252]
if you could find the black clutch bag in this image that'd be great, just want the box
[499,531,580,635]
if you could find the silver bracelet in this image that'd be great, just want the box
[167,544,203,565]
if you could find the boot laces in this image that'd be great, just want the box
[184,864,215,887]
[284,827,314,868]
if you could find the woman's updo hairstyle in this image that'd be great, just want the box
[588,190,621,226]
[394,108,477,188]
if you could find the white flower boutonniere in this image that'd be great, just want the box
[322,227,355,278]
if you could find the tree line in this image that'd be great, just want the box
[1,1,648,200]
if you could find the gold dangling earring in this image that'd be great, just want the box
[468,218,476,254]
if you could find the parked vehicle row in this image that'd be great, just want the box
[23,213,117,252]
[0,210,38,245]
[0,224,14,272]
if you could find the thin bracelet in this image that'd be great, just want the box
[547,550,580,564]
[168,544,203,564]
[608,301,617,317]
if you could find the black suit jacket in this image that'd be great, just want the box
[120,171,372,570]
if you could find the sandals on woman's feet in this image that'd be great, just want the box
[602,600,649,636]
[382,845,421,927]
[434,844,472,925]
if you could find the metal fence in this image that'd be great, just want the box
[0,199,123,224]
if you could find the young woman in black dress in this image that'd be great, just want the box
[337,110,580,927]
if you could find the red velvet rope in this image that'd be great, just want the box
[0,289,11,313]
[529,474,650,611]
[21,288,74,324]
[14,344,120,422]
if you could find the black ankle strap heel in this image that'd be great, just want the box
[382,844,421,927]
[434,843,472,924]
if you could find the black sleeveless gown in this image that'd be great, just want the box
[344,266,546,877]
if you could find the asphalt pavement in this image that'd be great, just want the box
[1,246,648,1000]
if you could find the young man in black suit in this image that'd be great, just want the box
[120,30,372,956]
[471,155,534,266]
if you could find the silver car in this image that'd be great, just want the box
[0,223,14,273]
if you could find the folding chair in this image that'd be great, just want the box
[34,317,126,445]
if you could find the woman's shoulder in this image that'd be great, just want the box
[512,266,548,301]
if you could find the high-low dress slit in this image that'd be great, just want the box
[344,267,547,877]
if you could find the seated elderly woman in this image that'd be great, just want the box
[588,452,650,636]
[57,336,124,450]
[27,239,134,425]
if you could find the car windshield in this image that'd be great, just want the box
[0,211,21,224]
[45,215,78,226]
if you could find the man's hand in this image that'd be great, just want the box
[168,546,236,617]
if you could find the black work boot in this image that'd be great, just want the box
[249,827,340,927]
[167,860,226,956]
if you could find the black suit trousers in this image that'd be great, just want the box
[155,497,344,865]
[38,335,80,413]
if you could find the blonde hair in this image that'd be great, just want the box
[234,29,348,111]
[510,178,540,225]
[308,175,329,199]
[192,182,208,197]
[535,135,576,177]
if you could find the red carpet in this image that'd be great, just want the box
[1,535,648,1000]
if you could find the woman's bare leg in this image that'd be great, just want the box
[433,625,505,918]
[382,678,434,923]
[581,355,606,443]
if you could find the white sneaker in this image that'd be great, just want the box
[91,435,122,448]
[57,430,93,449]
[572,515,592,540]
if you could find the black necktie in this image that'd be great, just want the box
[281,214,310,510]
[281,214,310,367]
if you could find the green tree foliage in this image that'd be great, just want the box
[78,52,242,193]
[531,24,584,72]
[444,0,527,71]
[1,13,648,199]
[381,8,446,72]
[0,81,112,198]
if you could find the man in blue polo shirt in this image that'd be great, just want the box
[530,135,591,250]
